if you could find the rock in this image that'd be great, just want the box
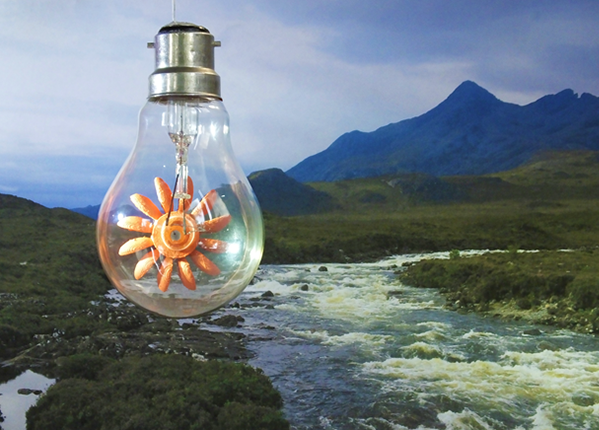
[17,388,42,395]
[300,284,309,291]
[210,315,244,328]
[537,341,559,351]
[143,318,179,333]
[572,392,596,407]
[180,322,197,330]
[318,266,328,272]
[516,298,532,310]
[256,324,276,330]
[387,290,403,297]
[8,324,250,364]
[261,291,275,298]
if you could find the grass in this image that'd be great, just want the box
[0,195,111,356]
[400,249,599,334]
[262,151,599,264]
[263,200,599,263]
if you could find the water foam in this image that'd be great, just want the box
[437,408,496,430]
[363,347,599,428]
[291,329,393,347]
[244,255,598,429]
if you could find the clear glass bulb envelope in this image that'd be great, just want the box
[97,98,264,318]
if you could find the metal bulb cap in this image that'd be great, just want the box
[148,22,221,99]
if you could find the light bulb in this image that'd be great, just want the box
[97,22,264,318]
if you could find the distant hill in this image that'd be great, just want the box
[73,170,335,220]
[0,193,98,263]
[71,204,100,220]
[287,81,599,182]
[248,168,335,216]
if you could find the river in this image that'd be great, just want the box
[2,252,598,429]
[222,252,599,430]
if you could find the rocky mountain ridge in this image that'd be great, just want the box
[286,81,599,182]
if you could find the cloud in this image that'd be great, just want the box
[1,0,598,207]
[0,152,122,208]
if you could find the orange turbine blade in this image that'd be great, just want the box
[199,238,228,254]
[202,215,231,233]
[191,189,219,217]
[131,194,163,220]
[117,216,153,233]
[134,249,160,279]
[190,250,220,276]
[118,237,154,256]
[154,177,173,214]
[157,257,174,292]
[178,259,196,291]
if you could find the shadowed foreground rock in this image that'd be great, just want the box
[4,302,250,371]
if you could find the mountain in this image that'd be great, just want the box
[72,170,333,220]
[248,168,335,216]
[286,81,599,182]
[71,204,101,220]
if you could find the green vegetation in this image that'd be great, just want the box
[0,195,110,356]
[261,150,599,335]
[0,195,289,429]
[262,151,599,263]
[3,149,599,428]
[27,354,288,430]
[400,250,599,333]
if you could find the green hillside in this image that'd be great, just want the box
[262,150,599,263]
[0,195,109,357]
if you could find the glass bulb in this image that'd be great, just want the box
[97,97,264,317]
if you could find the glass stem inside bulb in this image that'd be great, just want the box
[165,101,199,224]
[174,152,190,200]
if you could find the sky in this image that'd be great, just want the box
[0,0,598,208]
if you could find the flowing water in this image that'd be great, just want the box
[2,252,598,429]
[217,252,599,430]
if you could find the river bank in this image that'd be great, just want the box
[1,291,289,430]
[399,249,599,335]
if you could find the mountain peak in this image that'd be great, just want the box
[444,80,500,106]
[248,168,287,181]
[286,81,599,182]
